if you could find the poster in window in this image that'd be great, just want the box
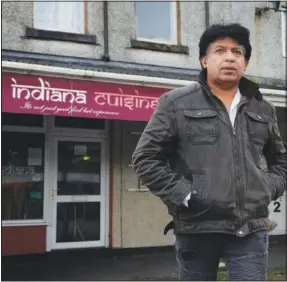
[28,148,42,166]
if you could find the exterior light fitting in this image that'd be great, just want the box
[255,1,287,15]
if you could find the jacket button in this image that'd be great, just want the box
[192,190,197,195]
[237,230,244,236]
[231,225,236,230]
[198,112,203,116]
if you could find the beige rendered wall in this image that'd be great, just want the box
[111,120,174,248]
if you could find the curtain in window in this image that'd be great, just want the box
[34,1,84,34]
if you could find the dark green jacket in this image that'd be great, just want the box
[132,72,287,236]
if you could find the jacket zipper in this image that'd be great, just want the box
[215,99,243,224]
[203,88,249,227]
[233,100,249,226]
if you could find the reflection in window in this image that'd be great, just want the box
[56,202,101,242]
[135,1,177,44]
[57,141,101,195]
[1,132,45,220]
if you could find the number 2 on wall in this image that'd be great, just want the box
[273,201,281,213]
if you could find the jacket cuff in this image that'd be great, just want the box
[173,178,192,206]
[267,173,284,200]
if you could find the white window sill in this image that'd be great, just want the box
[2,220,50,227]
[127,188,150,192]
[136,37,176,45]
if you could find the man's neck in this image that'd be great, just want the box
[207,79,239,99]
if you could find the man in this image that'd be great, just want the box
[132,23,286,281]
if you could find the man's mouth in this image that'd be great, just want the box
[221,67,236,71]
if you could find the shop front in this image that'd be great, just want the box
[1,70,171,255]
[2,65,286,256]
[2,113,109,254]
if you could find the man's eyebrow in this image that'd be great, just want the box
[212,45,245,52]
[213,45,225,49]
[213,45,243,49]
[232,46,244,50]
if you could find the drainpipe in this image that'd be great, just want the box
[102,1,110,62]
[205,1,210,28]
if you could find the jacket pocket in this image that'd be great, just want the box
[262,172,277,202]
[177,171,210,219]
[184,109,219,145]
[246,111,269,147]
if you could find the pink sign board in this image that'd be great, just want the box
[2,72,171,121]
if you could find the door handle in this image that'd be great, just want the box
[51,188,59,200]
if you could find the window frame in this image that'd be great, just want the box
[33,1,88,35]
[135,0,180,45]
[2,116,49,225]
[51,116,109,139]
[282,11,286,58]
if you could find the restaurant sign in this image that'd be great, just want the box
[2,72,171,121]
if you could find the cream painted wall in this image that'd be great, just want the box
[111,120,174,248]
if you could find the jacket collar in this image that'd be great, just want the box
[197,70,262,101]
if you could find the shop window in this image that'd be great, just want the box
[2,113,43,127]
[2,132,45,220]
[33,1,86,34]
[54,116,105,130]
[135,1,179,44]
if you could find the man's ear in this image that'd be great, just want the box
[244,60,249,71]
[200,56,207,69]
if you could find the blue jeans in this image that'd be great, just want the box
[175,231,269,281]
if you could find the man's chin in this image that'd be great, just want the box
[219,75,240,83]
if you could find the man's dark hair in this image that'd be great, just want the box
[199,23,252,61]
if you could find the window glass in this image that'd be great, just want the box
[57,141,102,195]
[2,113,43,127]
[56,202,101,242]
[55,116,105,130]
[34,1,84,34]
[136,1,177,43]
[2,132,45,220]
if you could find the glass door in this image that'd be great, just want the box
[51,137,106,249]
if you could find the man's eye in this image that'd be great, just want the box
[215,49,224,53]
[234,50,242,55]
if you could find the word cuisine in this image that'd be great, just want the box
[10,77,159,112]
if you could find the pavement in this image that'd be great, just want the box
[2,236,286,281]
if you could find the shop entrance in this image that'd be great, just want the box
[50,136,107,249]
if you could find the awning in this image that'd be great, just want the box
[2,72,172,122]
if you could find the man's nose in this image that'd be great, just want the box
[224,50,235,61]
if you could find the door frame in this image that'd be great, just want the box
[46,134,109,250]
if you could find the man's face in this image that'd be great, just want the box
[200,37,249,85]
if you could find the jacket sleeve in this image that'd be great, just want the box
[265,106,287,200]
[132,93,191,206]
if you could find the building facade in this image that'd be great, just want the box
[2,1,286,256]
